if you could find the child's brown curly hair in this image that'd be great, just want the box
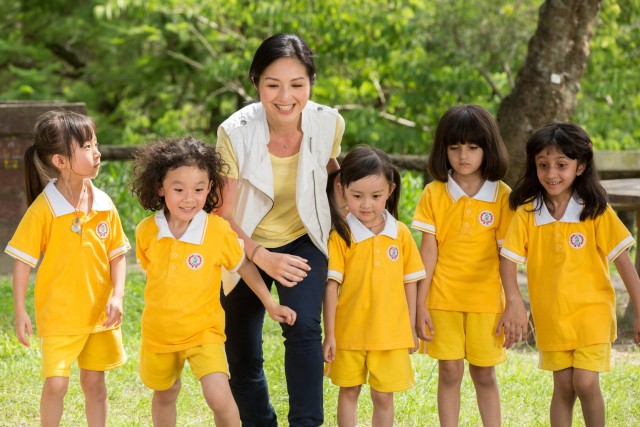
[130,136,228,213]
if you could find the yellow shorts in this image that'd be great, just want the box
[139,341,229,391]
[40,328,126,378]
[325,348,414,393]
[539,343,611,372]
[418,310,506,367]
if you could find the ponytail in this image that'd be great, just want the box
[23,144,46,206]
[327,169,353,246]
[386,167,401,219]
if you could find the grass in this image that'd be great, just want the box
[1,272,639,426]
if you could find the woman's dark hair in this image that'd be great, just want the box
[131,136,228,213]
[249,33,316,87]
[327,145,401,246]
[24,110,96,205]
[428,104,508,182]
[509,122,607,221]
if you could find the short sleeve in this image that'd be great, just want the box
[400,224,426,283]
[495,186,514,247]
[216,127,239,179]
[500,206,529,264]
[595,205,635,261]
[107,205,130,260]
[327,230,347,283]
[411,184,436,234]
[5,207,46,268]
[330,114,345,159]
[218,219,245,273]
[135,220,150,272]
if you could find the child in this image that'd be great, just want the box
[131,136,296,427]
[412,104,511,427]
[499,122,640,426]
[4,110,130,426]
[323,145,426,427]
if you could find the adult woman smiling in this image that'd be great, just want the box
[216,34,344,426]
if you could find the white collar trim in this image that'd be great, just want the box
[44,179,112,217]
[155,209,208,244]
[446,173,498,203]
[534,195,583,226]
[347,210,398,243]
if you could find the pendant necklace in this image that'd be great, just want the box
[367,216,386,232]
[70,185,87,234]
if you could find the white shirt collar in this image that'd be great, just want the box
[44,179,112,217]
[347,209,398,243]
[533,195,583,226]
[155,209,208,244]
[446,172,499,203]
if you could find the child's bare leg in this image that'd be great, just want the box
[338,385,361,427]
[80,369,107,427]
[200,372,240,427]
[41,376,69,427]
[438,359,464,427]
[370,388,394,427]
[469,364,501,427]
[152,378,181,427]
[550,369,577,427]
[573,369,604,427]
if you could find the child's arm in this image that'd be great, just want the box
[104,254,126,328]
[237,260,296,325]
[613,251,640,345]
[405,280,418,353]
[12,260,33,347]
[416,232,437,341]
[497,256,528,348]
[323,279,339,363]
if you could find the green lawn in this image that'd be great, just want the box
[1,272,639,426]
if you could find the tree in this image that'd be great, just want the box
[497,0,603,184]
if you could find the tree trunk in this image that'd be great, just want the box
[497,0,602,185]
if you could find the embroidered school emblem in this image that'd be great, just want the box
[478,210,495,226]
[96,222,109,239]
[186,253,204,270]
[568,233,586,249]
[387,245,400,261]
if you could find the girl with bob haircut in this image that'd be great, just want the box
[413,104,512,426]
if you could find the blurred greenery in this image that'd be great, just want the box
[1,0,639,153]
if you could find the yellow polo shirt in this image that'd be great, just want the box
[136,210,244,353]
[328,211,426,351]
[412,177,512,313]
[5,180,130,336]
[500,197,634,351]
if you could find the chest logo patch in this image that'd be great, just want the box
[568,233,586,249]
[387,245,399,261]
[186,253,204,270]
[478,210,495,226]
[96,222,109,239]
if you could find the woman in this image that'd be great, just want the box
[216,33,344,427]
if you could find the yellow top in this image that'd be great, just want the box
[136,210,244,352]
[5,180,130,336]
[328,211,426,350]
[412,177,512,313]
[501,197,634,351]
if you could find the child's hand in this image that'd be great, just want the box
[634,316,640,346]
[416,306,435,342]
[266,303,297,325]
[496,300,528,348]
[15,309,33,347]
[409,331,419,354]
[323,335,336,363]
[103,294,123,328]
